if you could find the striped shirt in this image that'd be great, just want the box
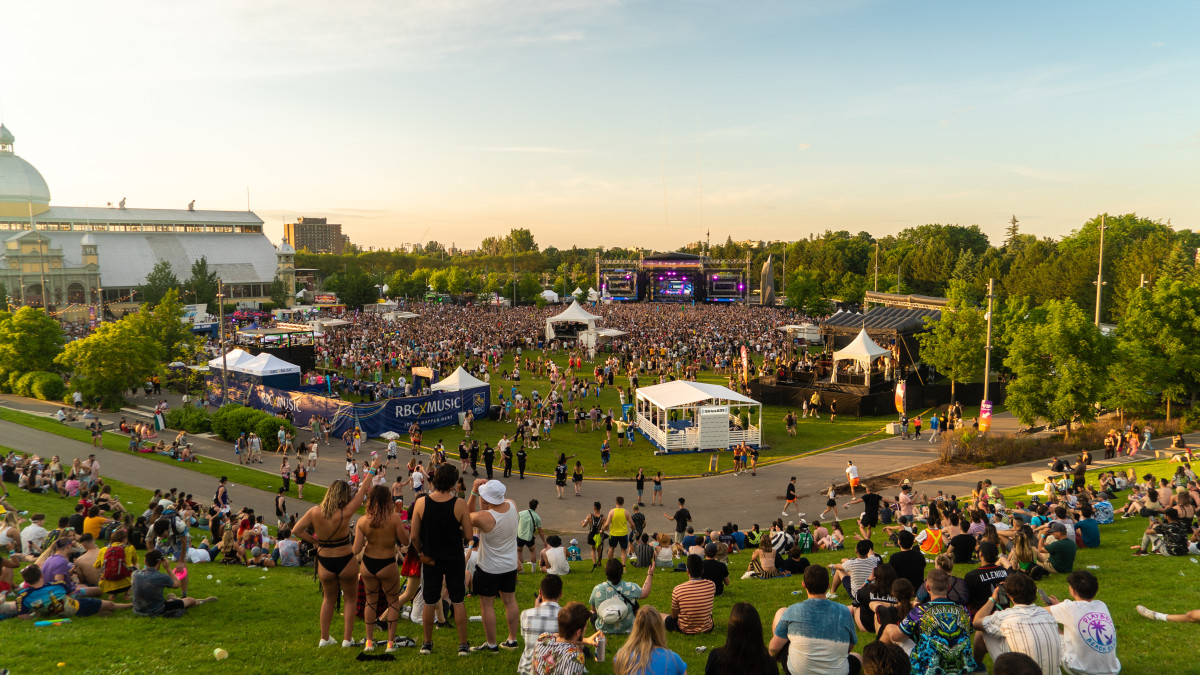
[519,601,561,675]
[670,578,715,634]
[981,604,1062,675]
[841,556,880,596]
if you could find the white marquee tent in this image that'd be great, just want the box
[207,349,256,371]
[831,328,891,384]
[540,289,560,303]
[240,353,302,377]
[430,366,489,392]
[545,300,603,347]
[634,381,761,453]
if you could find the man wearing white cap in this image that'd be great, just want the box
[468,478,521,653]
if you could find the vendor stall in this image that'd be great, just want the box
[634,381,761,453]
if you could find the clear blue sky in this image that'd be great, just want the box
[3,1,1197,250]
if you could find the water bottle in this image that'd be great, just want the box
[595,633,606,662]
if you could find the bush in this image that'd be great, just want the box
[210,403,295,442]
[13,372,37,398]
[256,415,296,447]
[166,405,212,434]
[28,372,65,401]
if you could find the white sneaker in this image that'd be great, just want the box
[318,638,338,647]
[782,511,788,515]
[1136,605,1157,620]
[826,591,838,599]
[342,639,362,648]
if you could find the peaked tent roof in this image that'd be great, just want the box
[636,380,759,409]
[547,300,601,323]
[430,366,489,392]
[833,328,891,364]
[239,353,301,376]
[207,349,256,371]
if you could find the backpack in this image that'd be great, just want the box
[102,543,131,581]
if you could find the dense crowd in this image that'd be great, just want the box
[5,433,1200,674]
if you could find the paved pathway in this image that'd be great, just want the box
[2,394,1171,540]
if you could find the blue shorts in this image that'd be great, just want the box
[75,597,103,617]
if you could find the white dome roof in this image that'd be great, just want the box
[80,233,98,246]
[277,239,295,255]
[0,125,52,209]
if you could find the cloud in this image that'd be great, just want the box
[516,30,586,43]
[469,146,593,154]
[939,119,955,128]
[1003,165,1078,183]
[797,143,812,151]
[1150,41,1166,48]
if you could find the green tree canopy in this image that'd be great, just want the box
[270,276,289,308]
[184,256,220,314]
[0,307,66,383]
[140,260,181,307]
[784,269,830,315]
[56,315,162,406]
[127,289,198,365]
[327,266,377,310]
[916,300,987,401]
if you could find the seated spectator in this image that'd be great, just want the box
[520,574,565,675]
[666,554,715,634]
[589,558,654,635]
[246,546,275,567]
[131,549,217,617]
[781,546,810,576]
[612,606,687,675]
[1043,571,1120,675]
[769,565,859,675]
[629,533,654,569]
[1134,507,1191,556]
[881,569,978,674]
[1037,522,1076,573]
[999,528,1039,574]
[993,652,1043,675]
[701,543,730,596]
[19,512,48,557]
[566,539,582,562]
[1073,504,1100,549]
[746,535,783,579]
[860,640,911,675]
[915,553,969,606]
[705,602,776,675]
[539,535,571,575]
[972,571,1061,673]
[16,564,129,618]
[888,531,926,591]
[853,563,898,634]
[95,528,138,600]
[830,539,880,600]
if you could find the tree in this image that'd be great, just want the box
[56,315,162,406]
[126,289,198,365]
[917,301,986,402]
[503,228,538,254]
[1108,280,1200,419]
[784,269,830,315]
[140,260,181,307]
[1004,215,1020,248]
[0,307,66,384]
[269,276,289,308]
[1004,299,1109,437]
[327,266,376,310]
[184,256,219,314]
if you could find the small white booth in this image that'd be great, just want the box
[207,349,257,371]
[831,328,891,385]
[545,300,603,348]
[540,289,560,303]
[634,381,762,453]
[778,323,823,344]
[383,310,420,321]
[430,366,488,393]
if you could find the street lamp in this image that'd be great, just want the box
[217,279,227,407]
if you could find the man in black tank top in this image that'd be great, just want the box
[410,463,473,655]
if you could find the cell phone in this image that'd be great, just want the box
[995,586,1008,606]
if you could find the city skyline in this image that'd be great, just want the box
[2,1,1197,251]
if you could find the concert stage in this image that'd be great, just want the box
[595,251,752,303]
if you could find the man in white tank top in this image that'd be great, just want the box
[467,479,521,652]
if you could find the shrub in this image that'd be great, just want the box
[165,405,212,434]
[13,372,37,398]
[209,403,294,442]
[255,415,296,447]
[28,372,65,401]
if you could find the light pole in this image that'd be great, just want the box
[217,279,227,407]
[983,278,994,403]
[1094,214,1106,326]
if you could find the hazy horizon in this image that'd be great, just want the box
[3,1,1197,251]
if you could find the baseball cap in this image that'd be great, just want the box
[704,543,718,557]
[569,539,578,545]
[1048,522,1067,534]
[479,480,506,505]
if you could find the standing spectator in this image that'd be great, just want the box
[882,569,978,675]
[666,554,716,634]
[409,463,473,656]
[520,574,563,675]
[1044,571,1120,675]
[705,602,776,675]
[612,606,687,675]
[846,461,860,498]
[601,496,636,567]
[972,572,1060,674]
[769,565,860,675]
[517,499,547,572]
[468,479,521,652]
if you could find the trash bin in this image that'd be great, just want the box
[458,412,467,427]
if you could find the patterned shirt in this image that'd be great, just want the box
[519,601,561,675]
[1091,500,1114,524]
[981,604,1062,675]
[898,599,979,675]
[532,634,586,675]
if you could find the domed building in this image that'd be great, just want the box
[0,124,294,320]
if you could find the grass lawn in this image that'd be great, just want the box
[2,455,1197,673]
[0,406,327,507]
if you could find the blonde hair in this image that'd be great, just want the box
[935,553,954,573]
[321,480,352,519]
[613,606,668,675]
[1011,531,1036,565]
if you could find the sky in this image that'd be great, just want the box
[2,1,1198,251]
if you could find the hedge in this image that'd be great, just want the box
[210,404,296,443]
[14,371,65,401]
[165,405,213,434]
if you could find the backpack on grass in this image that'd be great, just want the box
[102,544,131,581]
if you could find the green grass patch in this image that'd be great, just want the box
[2,455,1196,672]
[0,406,326,506]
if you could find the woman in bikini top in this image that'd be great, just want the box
[295,458,379,646]
[353,485,411,650]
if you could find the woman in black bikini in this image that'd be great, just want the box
[353,485,411,652]
[295,459,379,647]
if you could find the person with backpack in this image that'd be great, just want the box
[95,528,138,600]
[588,558,655,635]
[150,506,191,599]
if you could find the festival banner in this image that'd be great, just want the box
[979,400,993,433]
[894,381,906,415]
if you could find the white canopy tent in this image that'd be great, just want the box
[540,289,560,303]
[430,366,488,392]
[239,353,302,377]
[634,381,761,453]
[383,311,420,321]
[207,349,256,371]
[587,287,600,302]
[831,328,891,384]
[545,300,603,347]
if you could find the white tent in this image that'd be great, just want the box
[430,366,489,392]
[540,289,560,303]
[545,300,602,346]
[831,328,891,384]
[207,349,256,371]
[383,311,420,321]
[240,353,301,376]
[634,381,761,453]
[587,287,599,302]
[572,287,583,296]
[547,300,600,323]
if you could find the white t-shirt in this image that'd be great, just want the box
[981,604,1062,675]
[185,548,211,564]
[20,524,48,555]
[1047,599,1121,675]
[846,465,859,481]
[411,471,424,491]
[542,546,570,575]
